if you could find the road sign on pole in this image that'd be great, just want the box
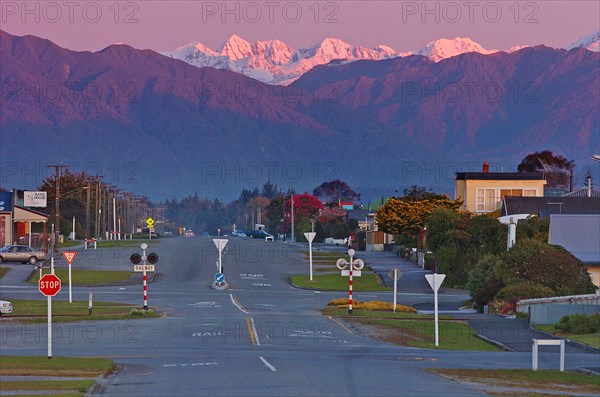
[213,239,228,274]
[39,273,61,359]
[62,251,77,303]
[215,273,225,283]
[388,269,403,313]
[304,232,316,281]
[39,274,62,296]
[425,273,446,347]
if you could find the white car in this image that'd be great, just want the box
[0,300,13,315]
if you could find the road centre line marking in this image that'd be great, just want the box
[247,318,256,346]
[250,317,260,346]
[259,356,277,372]
[327,315,353,334]
[230,293,249,314]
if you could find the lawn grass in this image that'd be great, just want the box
[0,355,115,377]
[534,324,600,349]
[1,379,95,392]
[5,299,159,322]
[0,266,9,279]
[324,307,496,351]
[58,241,82,249]
[292,272,389,291]
[430,368,600,395]
[28,269,132,285]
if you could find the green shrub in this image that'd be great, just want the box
[496,281,555,303]
[473,278,505,311]
[467,255,501,297]
[555,313,600,334]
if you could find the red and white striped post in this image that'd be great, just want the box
[141,243,149,311]
[348,249,355,314]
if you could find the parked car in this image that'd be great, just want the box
[184,230,195,237]
[0,300,13,315]
[0,245,46,265]
[246,230,273,240]
[231,230,247,237]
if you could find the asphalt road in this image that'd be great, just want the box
[1,238,598,396]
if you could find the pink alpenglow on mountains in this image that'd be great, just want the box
[164,33,599,85]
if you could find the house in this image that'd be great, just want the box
[548,214,600,287]
[0,191,49,248]
[455,162,546,214]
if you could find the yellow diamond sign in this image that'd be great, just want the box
[146,217,155,227]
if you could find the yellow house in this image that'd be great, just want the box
[455,163,547,214]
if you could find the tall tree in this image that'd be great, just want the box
[517,150,575,189]
[313,180,361,203]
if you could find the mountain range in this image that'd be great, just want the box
[163,32,600,85]
[1,30,599,201]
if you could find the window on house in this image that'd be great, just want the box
[523,189,537,196]
[476,189,500,212]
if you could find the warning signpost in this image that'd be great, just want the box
[39,273,61,359]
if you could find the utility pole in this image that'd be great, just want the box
[85,184,91,238]
[46,165,68,253]
[291,194,295,242]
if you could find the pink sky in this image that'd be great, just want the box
[1,1,599,52]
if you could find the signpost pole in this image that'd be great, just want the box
[348,249,355,315]
[304,232,316,282]
[48,292,52,359]
[393,269,398,313]
[142,244,148,311]
[68,259,72,303]
[434,283,439,346]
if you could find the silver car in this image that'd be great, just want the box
[0,300,13,316]
[0,245,46,265]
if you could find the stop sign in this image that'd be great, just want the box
[39,274,62,296]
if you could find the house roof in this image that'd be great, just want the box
[13,206,49,222]
[455,172,545,181]
[549,214,600,264]
[502,196,600,217]
[562,187,600,197]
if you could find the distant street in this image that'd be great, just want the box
[1,238,597,396]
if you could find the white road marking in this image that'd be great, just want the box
[250,317,261,346]
[229,294,249,314]
[163,362,218,367]
[259,356,277,372]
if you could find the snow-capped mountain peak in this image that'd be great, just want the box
[567,31,600,52]
[219,34,253,60]
[415,37,496,62]
[163,32,599,85]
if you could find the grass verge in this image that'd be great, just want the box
[534,324,600,349]
[429,368,600,396]
[1,379,95,391]
[4,299,159,322]
[28,269,132,285]
[323,307,497,351]
[0,355,115,377]
[0,266,9,279]
[292,272,389,291]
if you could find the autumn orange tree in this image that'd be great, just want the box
[375,191,462,237]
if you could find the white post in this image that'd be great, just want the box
[48,293,52,359]
[72,216,75,241]
[434,284,439,346]
[532,341,538,370]
[68,258,72,303]
[118,218,121,240]
[84,240,88,250]
[28,221,32,246]
[88,291,93,315]
[348,249,355,314]
[113,197,117,241]
[393,269,398,313]
[507,217,516,250]
[218,248,222,274]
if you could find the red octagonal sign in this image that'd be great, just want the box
[39,274,61,296]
